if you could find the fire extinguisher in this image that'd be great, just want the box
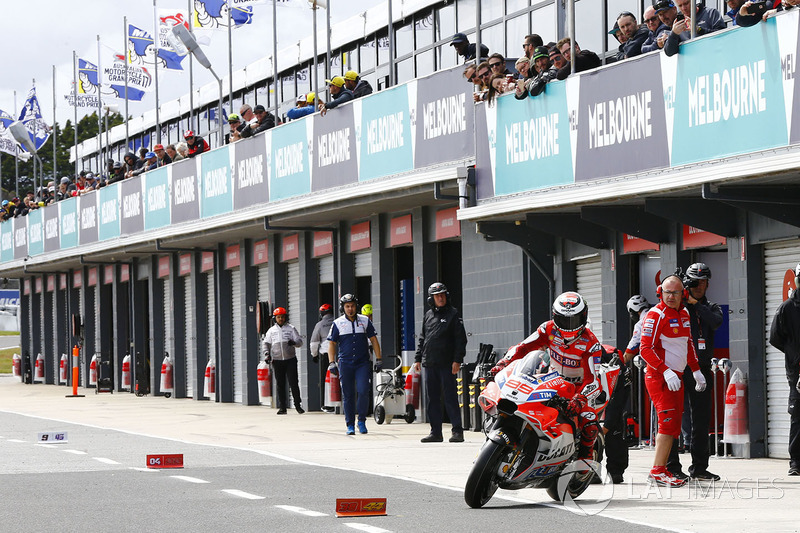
[59,354,68,384]
[121,354,131,391]
[89,354,98,386]
[34,353,45,383]
[12,353,21,378]
[160,354,174,398]
[723,367,749,446]
[405,365,420,410]
[203,359,216,398]
[325,368,341,406]
[257,360,271,400]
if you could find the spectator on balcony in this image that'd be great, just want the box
[663,0,726,57]
[524,46,560,98]
[106,163,125,186]
[609,21,627,62]
[463,63,479,88]
[287,93,318,121]
[736,0,797,27]
[184,131,209,158]
[485,73,515,106]
[320,76,354,117]
[450,32,489,62]
[153,144,172,166]
[177,142,189,159]
[344,71,373,98]
[55,177,72,200]
[488,53,512,78]
[472,61,492,102]
[548,45,567,71]
[617,11,650,59]
[165,144,182,163]
[240,104,276,138]
[514,57,532,81]
[555,38,601,80]
[522,34,544,60]
[654,0,680,49]
[226,113,242,142]
[122,152,139,178]
[129,152,158,178]
[81,173,100,194]
[642,5,671,53]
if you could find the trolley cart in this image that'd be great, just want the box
[374,356,415,424]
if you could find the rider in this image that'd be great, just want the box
[491,291,603,462]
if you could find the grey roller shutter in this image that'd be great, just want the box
[764,239,800,459]
[184,276,195,398]
[207,273,216,371]
[232,269,243,403]
[94,285,100,359]
[286,261,303,407]
[258,266,270,302]
[576,256,603,343]
[319,256,334,284]
[164,277,173,362]
[354,251,372,278]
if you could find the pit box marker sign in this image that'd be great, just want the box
[146,454,184,469]
[37,431,68,443]
[335,497,387,518]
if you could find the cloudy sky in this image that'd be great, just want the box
[0,0,379,126]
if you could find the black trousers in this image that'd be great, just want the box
[424,365,463,435]
[789,391,800,468]
[602,370,631,476]
[668,367,713,474]
[273,357,302,410]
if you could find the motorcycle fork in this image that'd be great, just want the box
[502,425,533,480]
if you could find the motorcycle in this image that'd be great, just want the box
[464,351,620,508]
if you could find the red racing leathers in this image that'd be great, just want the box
[492,321,603,459]
[639,301,700,437]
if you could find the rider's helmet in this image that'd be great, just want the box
[626,295,650,322]
[552,291,588,342]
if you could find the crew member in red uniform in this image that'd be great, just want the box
[640,274,706,487]
[491,291,603,462]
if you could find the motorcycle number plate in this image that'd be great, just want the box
[335,498,387,518]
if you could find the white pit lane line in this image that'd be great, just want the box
[63,449,87,455]
[170,475,210,484]
[35,443,57,448]
[274,505,328,517]
[7,439,26,443]
[343,524,392,533]
[222,489,266,500]
[93,457,121,465]
[129,467,159,472]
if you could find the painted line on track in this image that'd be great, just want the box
[129,467,159,472]
[35,443,57,448]
[7,439,26,443]
[275,505,328,517]
[221,489,266,500]
[170,475,210,484]
[93,457,121,465]
[62,449,87,455]
[343,524,392,533]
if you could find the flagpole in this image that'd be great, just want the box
[124,16,130,150]
[187,0,195,131]
[73,52,79,179]
[153,0,162,145]
[14,90,19,198]
[97,35,104,174]
[53,65,57,183]
[272,0,278,120]
[312,2,319,111]
[33,79,38,194]
[325,1,331,82]
[227,1,233,122]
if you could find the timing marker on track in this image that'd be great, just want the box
[275,505,328,517]
[37,431,68,443]
[146,454,184,468]
[335,498,387,518]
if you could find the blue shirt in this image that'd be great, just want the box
[287,106,315,120]
[328,314,376,363]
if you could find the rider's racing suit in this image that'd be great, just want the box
[491,321,604,460]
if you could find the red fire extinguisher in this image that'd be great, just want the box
[257,360,272,399]
[89,354,97,386]
[325,368,341,406]
[160,354,174,398]
[12,353,21,378]
[34,353,45,383]
[204,359,216,397]
[724,367,749,445]
[405,365,420,410]
[121,354,131,390]
[59,354,68,384]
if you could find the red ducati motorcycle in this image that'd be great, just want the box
[464,351,620,508]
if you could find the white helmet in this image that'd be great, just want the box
[626,295,650,314]
[552,291,588,341]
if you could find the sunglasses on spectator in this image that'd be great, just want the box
[489,62,503,68]
[468,74,476,81]
[644,16,659,23]
[478,70,490,78]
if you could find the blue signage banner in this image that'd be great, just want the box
[98,183,121,241]
[358,84,414,181]
[200,146,233,218]
[59,198,79,249]
[269,121,310,201]
[1,220,14,263]
[144,167,171,231]
[26,209,44,257]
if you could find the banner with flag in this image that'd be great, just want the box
[64,59,103,108]
[0,109,18,156]
[158,8,191,56]
[193,0,254,30]
[106,56,151,101]
[18,87,51,152]
[128,23,185,70]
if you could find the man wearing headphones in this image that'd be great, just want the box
[668,263,724,481]
[769,263,800,476]
[262,307,304,415]
[414,282,468,443]
[640,275,706,487]
[328,294,382,435]
[310,303,335,412]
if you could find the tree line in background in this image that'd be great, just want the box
[1,112,125,198]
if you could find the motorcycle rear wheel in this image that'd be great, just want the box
[464,440,505,508]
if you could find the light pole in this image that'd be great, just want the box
[171,23,225,148]
[308,1,328,111]
[9,121,43,195]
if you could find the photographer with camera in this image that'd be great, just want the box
[657,0,726,57]
[667,263,724,481]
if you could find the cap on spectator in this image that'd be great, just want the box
[79,170,87,177]
[306,92,316,104]
[548,46,562,58]
[145,151,156,159]
[450,33,468,46]
[652,0,675,13]
[112,161,123,169]
[254,104,266,113]
[296,94,307,103]
[608,21,620,35]
[86,172,95,180]
[1,200,8,206]
[184,130,195,138]
[228,113,240,122]
[153,144,164,151]
[325,76,345,87]
[344,70,359,81]
[60,177,71,185]
[532,46,549,61]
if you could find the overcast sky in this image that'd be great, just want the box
[0,0,379,126]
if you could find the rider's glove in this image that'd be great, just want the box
[663,368,682,392]
[312,355,319,364]
[693,370,707,392]
[373,360,382,373]
[565,394,587,417]
[264,354,272,365]
[490,358,510,376]
[328,362,338,376]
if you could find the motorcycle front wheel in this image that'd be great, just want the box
[546,432,605,502]
[464,440,505,508]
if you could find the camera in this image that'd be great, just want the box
[675,12,685,21]
[683,276,701,289]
